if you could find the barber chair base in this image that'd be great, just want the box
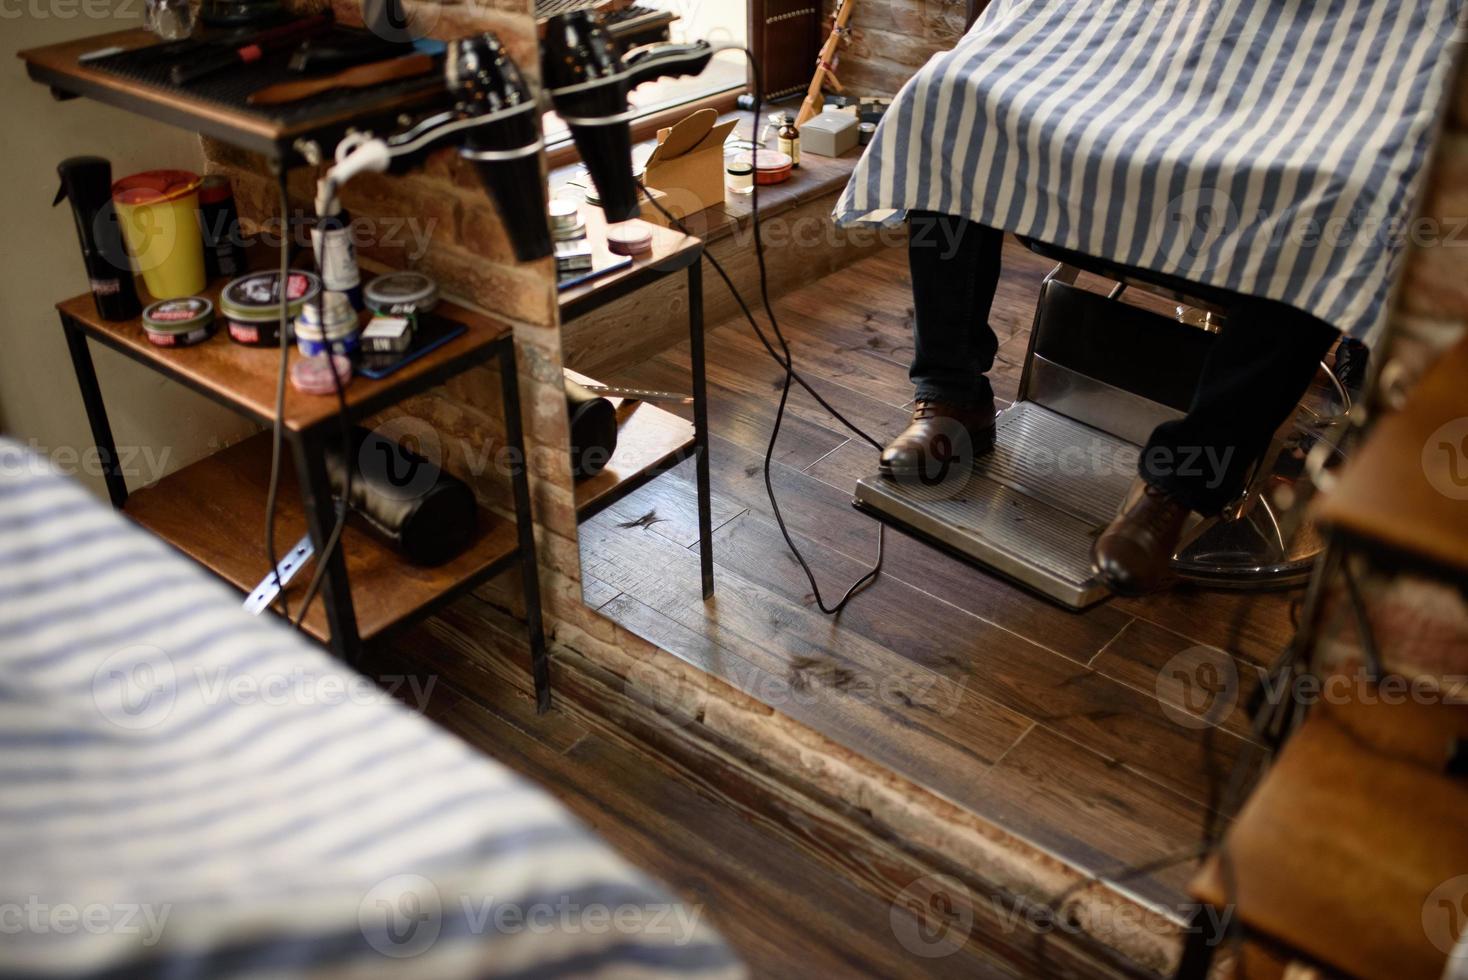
[854,401,1324,608]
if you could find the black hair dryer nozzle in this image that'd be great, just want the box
[541,12,714,223]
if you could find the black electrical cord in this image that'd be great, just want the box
[266,169,294,623]
[294,189,355,629]
[639,46,884,615]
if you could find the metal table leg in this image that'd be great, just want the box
[290,432,362,666]
[688,260,714,600]
[60,314,128,510]
[498,340,551,712]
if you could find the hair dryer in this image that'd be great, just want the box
[541,11,715,222]
[324,33,553,262]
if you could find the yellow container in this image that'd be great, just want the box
[112,170,206,300]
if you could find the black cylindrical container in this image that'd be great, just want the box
[448,33,553,261]
[197,175,246,281]
[54,157,141,322]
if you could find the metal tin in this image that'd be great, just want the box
[220,270,321,347]
[548,199,586,241]
[364,272,440,317]
[142,296,215,347]
[859,121,877,145]
[731,149,793,186]
[296,290,362,357]
[606,223,653,256]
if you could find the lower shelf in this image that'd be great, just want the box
[124,432,520,644]
[570,370,696,520]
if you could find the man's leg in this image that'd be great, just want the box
[881,212,1004,478]
[1093,299,1341,595]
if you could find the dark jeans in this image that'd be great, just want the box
[907,211,1340,516]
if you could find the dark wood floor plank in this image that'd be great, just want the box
[426,669,1015,978]
[597,469,747,551]
[1091,618,1266,746]
[578,511,1035,802]
[971,727,1220,914]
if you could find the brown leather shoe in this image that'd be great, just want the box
[879,399,996,481]
[1091,480,1194,597]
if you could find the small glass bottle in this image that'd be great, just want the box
[777,114,801,169]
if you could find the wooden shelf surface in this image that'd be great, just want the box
[58,267,513,435]
[124,432,521,644]
[556,206,703,320]
[19,28,446,157]
[570,368,696,518]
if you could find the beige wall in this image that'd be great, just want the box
[1,14,258,498]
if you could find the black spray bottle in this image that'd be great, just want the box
[55,156,142,321]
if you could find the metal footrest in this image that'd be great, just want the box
[854,403,1134,608]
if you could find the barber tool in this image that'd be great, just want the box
[796,0,857,128]
[565,378,619,480]
[54,157,141,322]
[142,297,216,347]
[243,534,314,615]
[220,269,321,346]
[171,16,332,85]
[289,32,409,73]
[320,33,552,262]
[574,382,692,406]
[247,53,437,106]
[540,10,715,222]
[324,428,477,565]
[197,175,245,280]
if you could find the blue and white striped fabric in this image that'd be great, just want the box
[0,441,741,980]
[835,0,1468,345]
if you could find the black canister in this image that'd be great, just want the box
[197,175,246,281]
[54,157,141,322]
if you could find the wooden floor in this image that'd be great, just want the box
[576,238,1299,915]
[371,650,1025,979]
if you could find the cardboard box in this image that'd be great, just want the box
[643,109,738,216]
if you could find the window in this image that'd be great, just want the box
[544,0,750,147]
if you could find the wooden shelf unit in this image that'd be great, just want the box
[125,432,522,644]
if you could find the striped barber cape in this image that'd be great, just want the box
[0,441,741,980]
[835,0,1468,346]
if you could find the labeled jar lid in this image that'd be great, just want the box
[142,297,215,347]
[364,272,439,316]
[220,270,322,324]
